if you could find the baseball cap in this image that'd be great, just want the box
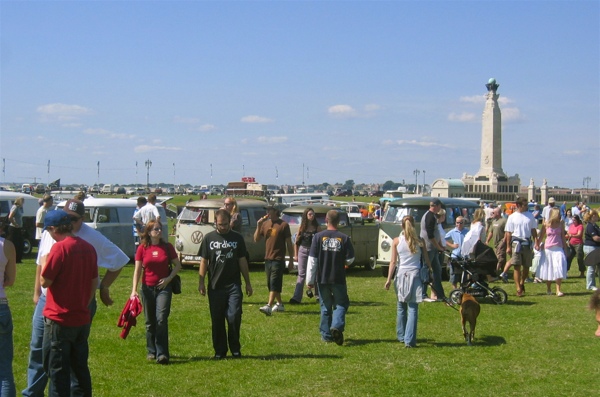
[430,198,442,206]
[64,199,85,218]
[44,210,71,230]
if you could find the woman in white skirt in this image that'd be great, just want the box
[535,208,568,296]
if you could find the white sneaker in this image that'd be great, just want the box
[259,305,272,316]
[272,303,285,312]
[423,298,436,302]
[590,287,599,291]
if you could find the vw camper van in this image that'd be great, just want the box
[0,191,40,254]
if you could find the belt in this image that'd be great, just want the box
[0,297,8,305]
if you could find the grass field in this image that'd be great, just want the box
[6,250,599,397]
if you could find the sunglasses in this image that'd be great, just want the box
[455,222,464,225]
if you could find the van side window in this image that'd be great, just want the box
[0,201,9,217]
[97,207,118,223]
[239,209,250,227]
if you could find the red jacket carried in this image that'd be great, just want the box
[117,296,143,339]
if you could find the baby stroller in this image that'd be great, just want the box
[448,241,508,305]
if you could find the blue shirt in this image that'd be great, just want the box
[445,227,468,258]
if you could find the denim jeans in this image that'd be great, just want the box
[318,283,349,341]
[584,246,599,290]
[42,318,92,397]
[0,303,16,397]
[423,249,445,299]
[24,295,97,397]
[396,301,419,347]
[141,284,172,358]
[208,283,243,356]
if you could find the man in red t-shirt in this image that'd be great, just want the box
[40,210,98,396]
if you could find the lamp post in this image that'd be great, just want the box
[413,169,420,194]
[145,159,152,192]
[422,170,426,194]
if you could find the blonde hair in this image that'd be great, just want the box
[546,208,561,227]
[401,216,420,254]
[473,208,485,223]
[436,208,446,219]
[14,197,24,206]
[584,209,598,223]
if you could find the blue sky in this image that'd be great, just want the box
[1,1,598,189]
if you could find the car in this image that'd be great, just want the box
[376,197,481,276]
[0,191,40,255]
[340,203,364,224]
[174,198,268,266]
[281,204,379,270]
[369,190,384,197]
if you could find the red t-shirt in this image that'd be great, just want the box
[135,243,177,287]
[42,236,98,327]
[568,223,583,245]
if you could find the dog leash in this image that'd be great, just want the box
[424,280,459,311]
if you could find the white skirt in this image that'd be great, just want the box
[537,246,567,281]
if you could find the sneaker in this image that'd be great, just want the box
[524,278,534,283]
[534,277,543,283]
[330,327,344,346]
[423,298,436,302]
[231,352,242,359]
[213,354,225,360]
[590,287,598,291]
[156,355,169,365]
[259,305,272,316]
[147,354,156,361]
[288,298,301,305]
[500,272,508,283]
[272,303,285,312]
[557,292,565,297]
[306,289,314,298]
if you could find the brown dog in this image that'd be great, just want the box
[460,293,480,346]
[589,289,600,337]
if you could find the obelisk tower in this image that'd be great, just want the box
[475,78,506,178]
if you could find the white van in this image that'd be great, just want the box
[270,193,329,206]
[101,184,112,194]
[57,197,168,258]
[0,191,40,254]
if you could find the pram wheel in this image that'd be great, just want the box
[449,289,463,305]
[491,287,508,304]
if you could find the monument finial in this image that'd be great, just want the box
[486,78,499,93]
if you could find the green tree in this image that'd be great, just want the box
[342,179,355,190]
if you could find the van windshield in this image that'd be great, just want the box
[281,212,349,227]
[178,207,215,224]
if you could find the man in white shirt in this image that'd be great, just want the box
[133,193,161,233]
[34,195,53,241]
[541,197,557,221]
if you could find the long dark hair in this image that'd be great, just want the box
[298,207,319,236]
[140,219,166,247]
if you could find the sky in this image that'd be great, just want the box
[1,0,598,190]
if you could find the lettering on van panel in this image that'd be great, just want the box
[191,231,204,244]
[320,237,342,252]
[209,240,238,250]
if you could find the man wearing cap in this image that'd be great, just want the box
[40,210,98,397]
[420,198,446,302]
[133,193,161,234]
[23,199,129,397]
[542,197,557,221]
[254,205,294,316]
[35,195,53,242]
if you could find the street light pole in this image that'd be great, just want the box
[422,170,426,194]
[413,169,420,194]
[145,159,152,192]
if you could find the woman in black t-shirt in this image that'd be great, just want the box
[290,208,321,304]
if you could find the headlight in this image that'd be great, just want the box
[381,240,391,252]
[175,239,183,251]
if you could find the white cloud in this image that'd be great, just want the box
[196,124,216,132]
[257,136,288,144]
[448,112,477,122]
[37,103,92,122]
[394,139,453,148]
[502,107,524,122]
[241,115,274,123]
[134,145,183,153]
[328,104,356,118]
[83,128,135,139]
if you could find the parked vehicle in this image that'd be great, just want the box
[56,197,168,258]
[101,184,112,194]
[281,204,379,270]
[174,198,268,266]
[270,193,329,206]
[340,203,364,224]
[0,191,42,255]
[376,197,481,276]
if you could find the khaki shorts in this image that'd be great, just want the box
[511,242,532,268]
[495,240,507,266]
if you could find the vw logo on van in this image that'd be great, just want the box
[191,230,204,244]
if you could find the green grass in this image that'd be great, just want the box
[8,253,599,396]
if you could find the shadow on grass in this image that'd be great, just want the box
[168,353,342,363]
[344,338,398,346]
[418,335,507,348]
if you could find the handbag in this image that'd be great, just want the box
[169,262,181,295]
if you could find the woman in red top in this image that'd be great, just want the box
[566,215,585,278]
[131,220,181,364]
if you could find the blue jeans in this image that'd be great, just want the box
[141,284,172,358]
[0,303,16,397]
[584,246,599,290]
[318,283,349,341]
[396,301,419,347]
[42,318,91,397]
[423,249,445,299]
[208,283,243,356]
[23,295,97,397]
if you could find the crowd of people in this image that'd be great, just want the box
[1,194,599,395]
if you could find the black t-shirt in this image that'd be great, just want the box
[309,229,354,285]
[584,222,600,247]
[199,230,247,289]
